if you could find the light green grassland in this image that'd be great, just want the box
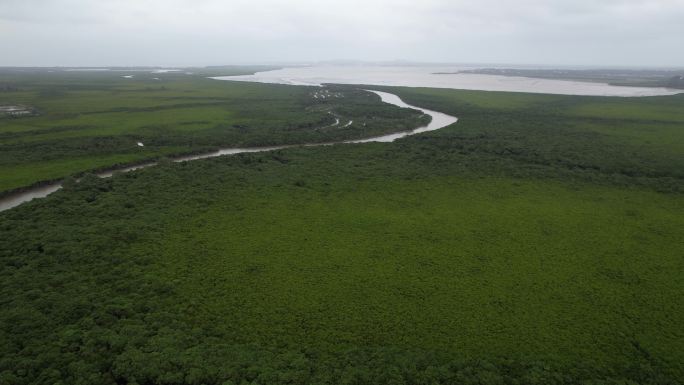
[1,148,187,189]
[0,71,427,192]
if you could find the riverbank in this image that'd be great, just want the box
[0,90,456,212]
[0,73,429,194]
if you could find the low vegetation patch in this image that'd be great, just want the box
[0,70,427,193]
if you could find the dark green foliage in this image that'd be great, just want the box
[2,141,683,384]
[1,82,683,384]
[368,86,684,192]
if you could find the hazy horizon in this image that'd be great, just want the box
[2,0,684,68]
[3,61,684,71]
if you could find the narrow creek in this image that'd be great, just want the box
[0,90,458,212]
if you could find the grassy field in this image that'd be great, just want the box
[371,86,684,188]
[0,69,427,193]
[1,82,683,384]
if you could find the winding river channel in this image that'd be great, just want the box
[0,90,458,212]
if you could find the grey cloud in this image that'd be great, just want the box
[1,0,683,67]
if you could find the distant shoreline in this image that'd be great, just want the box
[438,68,684,90]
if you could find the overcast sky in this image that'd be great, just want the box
[2,0,683,67]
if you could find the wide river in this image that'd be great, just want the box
[0,90,457,212]
[216,65,682,97]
